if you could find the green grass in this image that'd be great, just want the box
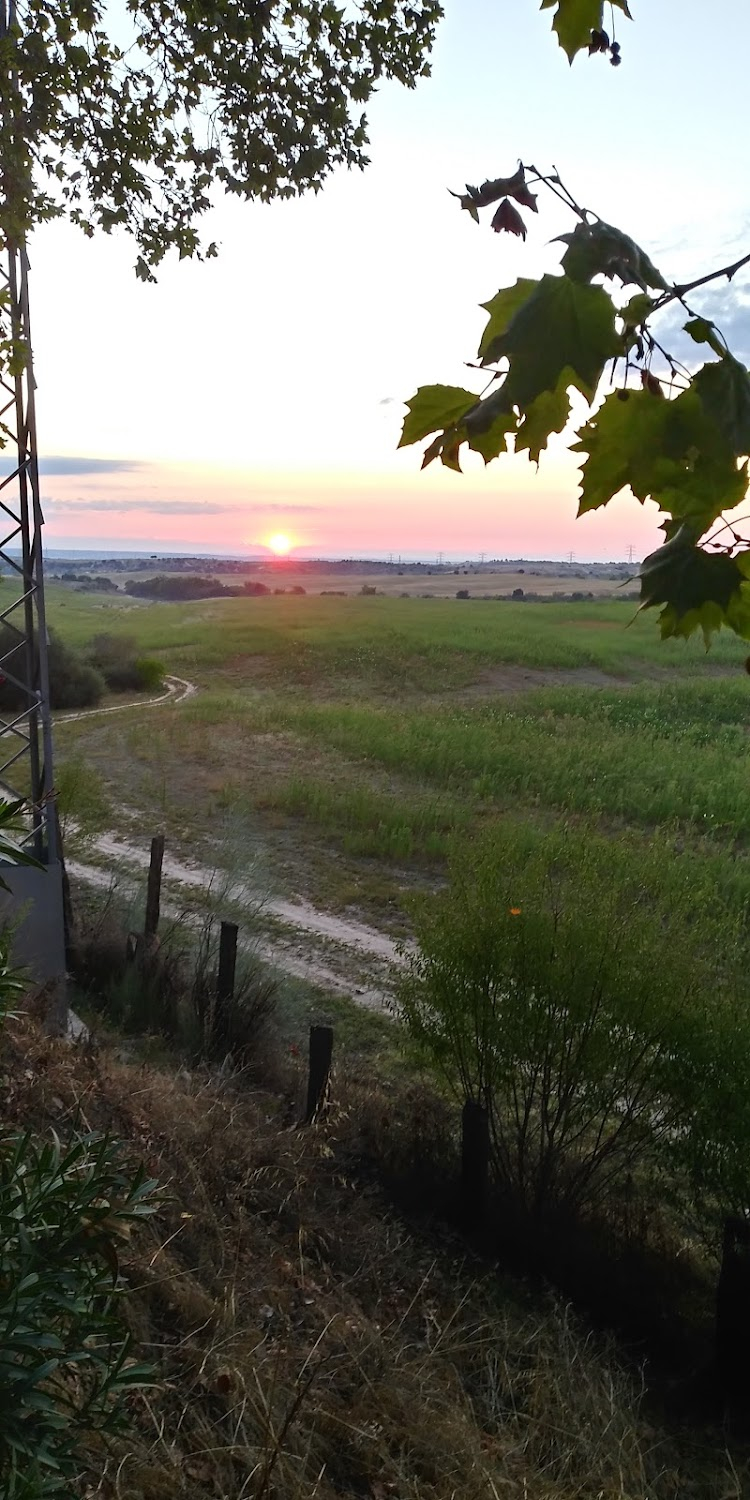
[44,586,750,683]
[49,584,750,926]
[256,777,467,861]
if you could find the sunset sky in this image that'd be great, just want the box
[26,0,750,560]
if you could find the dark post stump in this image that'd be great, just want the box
[213,920,238,1053]
[461,1099,489,1226]
[717,1215,750,1410]
[144,834,165,943]
[304,1025,334,1124]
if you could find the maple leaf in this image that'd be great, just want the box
[491,200,527,239]
[450,166,538,221]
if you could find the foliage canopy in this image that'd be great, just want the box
[0,0,441,276]
[401,4,750,644]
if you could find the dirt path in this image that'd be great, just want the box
[61,671,403,1007]
[55,674,197,726]
[83,830,401,962]
[68,845,399,1009]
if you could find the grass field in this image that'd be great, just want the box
[49,586,750,946]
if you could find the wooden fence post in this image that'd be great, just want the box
[213,920,238,1052]
[461,1099,489,1225]
[717,1215,750,1407]
[304,1025,334,1124]
[144,834,165,943]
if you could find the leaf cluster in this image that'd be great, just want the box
[0,949,162,1497]
[401,166,750,643]
[540,0,631,63]
[0,0,442,274]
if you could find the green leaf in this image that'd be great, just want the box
[639,531,750,643]
[420,432,465,471]
[684,318,726,359]
[399,386,479,449]
[491,274,619,405]
[465,387,517,463]
[574,387,748,534]
[622,294,655,326]
[479,279,538,364]
[559,220,667,291]
[693,355,750,458]
[573,390,677,514]
[541,0,631,59]
[515,381,571,463]
[540,0,601,61]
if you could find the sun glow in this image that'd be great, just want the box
[268,531,293,556]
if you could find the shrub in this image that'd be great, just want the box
[456,589,470,599]
[0,935,161,1497]
[134,654,166,691]
[47,631,104,709]
[55,761,109,839]
[72,902,278,1067]
[86,634,165,694]
[396,824,750,1229]
[0,627,104,711]
[187,916,279,1066]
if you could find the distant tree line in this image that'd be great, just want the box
[124,575,305,601]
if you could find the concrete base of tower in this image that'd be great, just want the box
[0,861,68,1031]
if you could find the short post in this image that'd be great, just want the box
[304,1025,334,1124]
[144,834,165,943]
[716,1215,750,1407]
[213,920,238,1052]
[461,1099,489,1226]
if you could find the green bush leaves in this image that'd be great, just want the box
[0,942,162,1497]
[396,822,750,1229]
[402,162,750,643]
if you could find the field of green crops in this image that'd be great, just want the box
[48,585,750,925]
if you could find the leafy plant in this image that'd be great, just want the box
[0,625,104,712]
[0,798,43,884]
[0,945,161,1497]
[395,824,750,1225]
[400,6,750,644]
[85,633,164,694]
[0,1,441,273]
[183,915,279,1065]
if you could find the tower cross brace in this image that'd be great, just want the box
[0,235,57,863]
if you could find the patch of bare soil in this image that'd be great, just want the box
[464,664,630,697]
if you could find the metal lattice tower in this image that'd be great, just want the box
[0,236,57,864]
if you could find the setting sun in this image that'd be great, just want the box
[268,532,293,556]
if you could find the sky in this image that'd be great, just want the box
[22,0,750,561]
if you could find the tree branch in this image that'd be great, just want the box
[657,249,750,310]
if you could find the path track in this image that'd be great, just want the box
[55,674,197,726]
[62,673,402,1007]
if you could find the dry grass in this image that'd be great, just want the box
[2,1010,747,1500]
